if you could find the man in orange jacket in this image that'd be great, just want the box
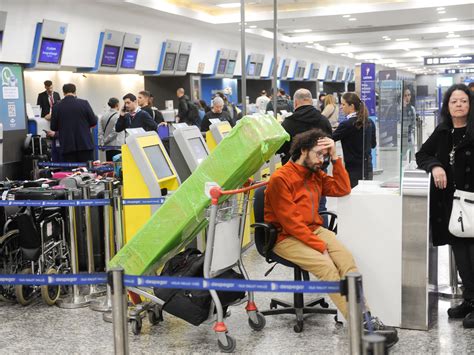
[265,128,398,347]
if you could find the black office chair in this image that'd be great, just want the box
[252,186,338,333]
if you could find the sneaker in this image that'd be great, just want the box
[363,315,399,348]
[447,299,474,319]
[463,311,474,329]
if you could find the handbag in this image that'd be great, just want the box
[449,189,474,238]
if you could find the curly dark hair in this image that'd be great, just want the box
[290,129,329,162]
[440,83,474,138]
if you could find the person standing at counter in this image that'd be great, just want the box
[176,88,199,125]
[37,80,61,120]
[321,94,339,129]
[115,93,157,133]
[50,83,97,162]
[333,92,376,188]
[138,90,165,126]
[416,83,474,329]
[98,97,124,161]
[200,96,233,133]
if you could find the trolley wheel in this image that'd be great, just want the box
[335,315,344,328]
[320,301,329,308]
[293,320,304,333]
[131,319,142,335]
[147,308,163,325]
[269,300,277,309]
[217,334,236,353]
[15,268,36,306]
[248,312,266,331]
[41,268,61,306]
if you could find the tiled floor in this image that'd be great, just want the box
[0,247,472,355]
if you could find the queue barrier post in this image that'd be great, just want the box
[109,268,129,355]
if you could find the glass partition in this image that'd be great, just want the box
[400,81,417,169]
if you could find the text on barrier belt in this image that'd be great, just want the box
[0,198,166,207]
[97,145,122,151]
[37,162,87,168]
[0,274,341,294]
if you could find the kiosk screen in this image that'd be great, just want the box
[282,65,289,78]
[177,54,189,72]
[326,69,334,81]
[163,52,176,71]
[255,63,263,76]
[38,38,64,64]
[121,48,138,69]
[217,58,227,74]
[144,145,174,179]
[226,60,236,75]
[101,45,120,67]
[247,62,256,76]
[188,137,208,163]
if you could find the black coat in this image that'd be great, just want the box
[200,111,233,132]
[50,96,97,154]
[333,116,376,173]
[115,110,158,133]
[37,91,61,117]
[415,122,474,246]
[277,105,332,164]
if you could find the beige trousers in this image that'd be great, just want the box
[273,227,360,319]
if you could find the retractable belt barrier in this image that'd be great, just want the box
[37,162,87,168]
[0,273,341,294]
[0,198,165,207]
[97,145,122,151]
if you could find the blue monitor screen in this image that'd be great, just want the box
[163,52,176,71]
[217,58,227,74]
[247,62,256,76]
[101,45,120,67]
[120,47,138,69]
[226,60,236,75]
[256,62,263,76]
[38,38,64,64]
[176,54,189,72]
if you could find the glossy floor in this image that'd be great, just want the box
[0,247,472,354]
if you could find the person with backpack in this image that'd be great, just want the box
[98,97,124,161]
[138,90,166,126]
[176,88,200,125]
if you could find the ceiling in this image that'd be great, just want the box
[120,0,474,74]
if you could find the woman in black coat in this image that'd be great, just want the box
[333,92,377,188]
[415,83,474,329]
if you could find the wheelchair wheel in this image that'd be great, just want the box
[15,268,36,306]
[41,268,60,305]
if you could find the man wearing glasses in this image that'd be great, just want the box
[265,128,399,347]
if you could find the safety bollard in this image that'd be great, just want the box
[83,185,106,298]
[57,189,90,308]
[344,272,363,355]
[362,334,387,355]
[90,187,113,312]
[109,268,129,355]
[113,186,124,252]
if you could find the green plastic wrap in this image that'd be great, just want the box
[109,114,289,275]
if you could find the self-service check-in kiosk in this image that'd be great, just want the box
[170,124,210,182]
[28,19,68,70]
[122,129,180,243]
[206,119,232,152]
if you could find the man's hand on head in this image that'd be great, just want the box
[317,137,338,160]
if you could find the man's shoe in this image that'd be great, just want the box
[447,299,474,319]
[363,315,399,348]
[463,311,474,329]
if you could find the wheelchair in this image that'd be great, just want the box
[0,229,23,302]
[6,206,70,305]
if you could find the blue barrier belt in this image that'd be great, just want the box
[97,146,121,151]
[0,199,111,207]
[0,274,341,293]
[122,198,166,206]
[37,162,87,168]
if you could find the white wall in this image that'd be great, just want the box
[23,71,144,116]
[0,0,357,75]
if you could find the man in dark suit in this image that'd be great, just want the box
[115,93,157,133]
[36,80,61,120]
[49,83,97,162]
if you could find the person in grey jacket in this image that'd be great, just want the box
[98,97,124,161]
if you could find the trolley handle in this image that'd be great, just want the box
[209,180,268,204]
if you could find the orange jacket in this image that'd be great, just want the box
[264,159,351,253]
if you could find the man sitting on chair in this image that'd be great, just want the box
[264,128,399,347]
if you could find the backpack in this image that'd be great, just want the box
[154,248,245,326]
[185,100,200,126]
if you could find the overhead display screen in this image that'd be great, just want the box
[38,38,64,64]
[226,60,236,75]
[143,145,174,179]
[217,58,227,74]
[255,63,263,77]
[177,54,189,72]
[163,52,177,71]
[188,137,208,163]
[247,62,256,76]
[282,65,289,78]
[121,47,138,69]
[101,45,120,67]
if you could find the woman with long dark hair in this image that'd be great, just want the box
[332,92,377,188]
[416,83,474,329]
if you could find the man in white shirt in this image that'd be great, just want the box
[256,90,270,113]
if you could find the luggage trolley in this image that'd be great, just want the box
[126,180,267,353]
